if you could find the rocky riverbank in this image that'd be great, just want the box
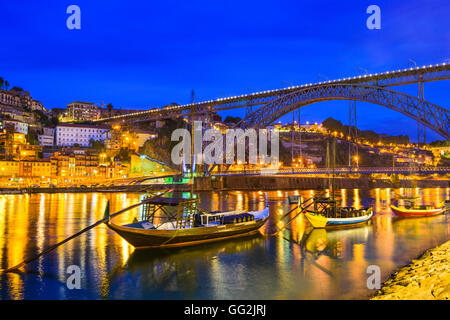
[371,240,450,300]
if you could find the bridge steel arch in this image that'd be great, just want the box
[238,83,449,140]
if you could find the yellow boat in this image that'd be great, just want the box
[305,197,373,229]
[305,211,327,228]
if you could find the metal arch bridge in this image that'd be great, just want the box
[211,166,450,177]
[94,62,450,133]
[237,83,449,139]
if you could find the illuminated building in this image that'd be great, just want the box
[51,148,99,178]
[0,119,28,134]
[18,160,52,177]
[38,128,55,146]
[0,129,42,160]
[105,128,157,151]
[63,101,100,121]
[0,160,20,176]
[55,123,109,147]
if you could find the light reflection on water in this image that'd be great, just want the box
[0,187,448,299]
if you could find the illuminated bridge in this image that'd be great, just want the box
[94,62,450,139]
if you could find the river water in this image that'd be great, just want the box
[0,187,449,299]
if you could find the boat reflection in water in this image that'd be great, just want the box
[0,187,448,299]
[301,227,367,257]
[114,235,266,299]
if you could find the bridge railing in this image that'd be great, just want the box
[211,166,450,176]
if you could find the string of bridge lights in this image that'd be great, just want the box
[102,62,448,120]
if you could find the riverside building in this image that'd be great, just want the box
[55,123,109,147]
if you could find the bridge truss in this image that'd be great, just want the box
[238,83,449,139]
[95,63,450,126]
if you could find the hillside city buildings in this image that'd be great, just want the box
[0,83,445,187]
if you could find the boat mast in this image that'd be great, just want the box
[291,111,295,170]
[326,140,331,195]
[332,137,336,202]
[190,90,195,200]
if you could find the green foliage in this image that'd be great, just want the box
[0,78,10,90]
[224,116,242,124]
[89,138,105,151]
[322,117,345,133]
[139,120,185,170]
[26,130,39,145]
[117,147,131,163]
[106,103,113,117]
[322,117,410,144]
[50,116,59,126]
[32,110,53,127]
[381,135,410,145]
[429,140,450,147]
[73,120,94,125]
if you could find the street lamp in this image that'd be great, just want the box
[354,155,359,168]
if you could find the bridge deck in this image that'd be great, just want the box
[95,62,450,124]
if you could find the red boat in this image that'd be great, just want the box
[390,203,445,217]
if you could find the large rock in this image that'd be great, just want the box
[371,240,450,300]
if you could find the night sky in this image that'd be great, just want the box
[0,0,448,141]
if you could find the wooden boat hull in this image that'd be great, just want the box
[107,216,269,249]
[305,208,373,229]
[390,205,444,217]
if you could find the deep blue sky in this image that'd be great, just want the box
[0,0,448,141]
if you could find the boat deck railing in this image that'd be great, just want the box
[200,210,246,225]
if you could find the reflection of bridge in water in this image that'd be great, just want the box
[211,166,450,176]
[124,166,450,186]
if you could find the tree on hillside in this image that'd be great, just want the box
[429,140,450,147]
[117,148,131,163]
[224,116,242,124]
[50,116,59,126]
[322,117,411,144]
[359,130,379,143]
[381,135,410,145]
[10,86,23,92]
[26,131,39,145]
[322,117,345,133]
[89,138,105,151]
[107,103,113,117]
[32,110,54,127]
[0,78,9,90]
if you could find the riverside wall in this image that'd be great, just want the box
[0,175,447,194]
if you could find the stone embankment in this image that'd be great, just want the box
[372,240,450,300]
[0,175,448,193]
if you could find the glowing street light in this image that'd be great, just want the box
[353,155,359,167]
